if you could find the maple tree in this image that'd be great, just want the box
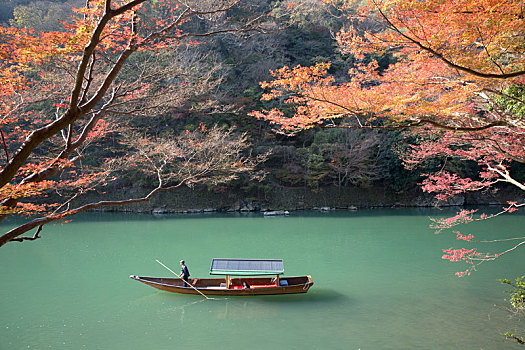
[0,0,271,246]
[251,0,525,273]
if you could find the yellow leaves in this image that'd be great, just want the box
[0,181,56,200]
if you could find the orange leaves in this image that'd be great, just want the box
[0,202,50,216]
[187,40,200,47]
[261,63,332,92]
[0,0,277,246]
[0,26,84,70]
[253,0,525,136]
[0,181,56,201]
[0,15,89,117]
[254,58,466,133]
[251,63,341,133]
[338,0,525,78]
[18,159,73,177]
[85,119,115,143]
[0,0,143,82]
[62,171,109,189]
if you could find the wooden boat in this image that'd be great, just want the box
[130,258,314,296]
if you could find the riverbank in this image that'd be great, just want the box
[78,184,523,214]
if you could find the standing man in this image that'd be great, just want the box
[179,260,190,287]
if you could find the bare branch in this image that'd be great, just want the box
[0,128,9,163]
[10,225,43,243]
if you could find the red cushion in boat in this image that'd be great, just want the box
[229,284,279,289]
[250,284,278,289]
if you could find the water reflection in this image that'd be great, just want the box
[154,287,349,323]
[215,299,279,320]
[3,210,524,350]
[255,289,348,304]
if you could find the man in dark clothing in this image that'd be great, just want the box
[179,260,190,287]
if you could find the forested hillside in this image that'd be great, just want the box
[1,3,523,343]
[0,0,523,220]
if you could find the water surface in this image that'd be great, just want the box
[1,209,523,349]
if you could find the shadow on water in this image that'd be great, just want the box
[135,287,347,317]
[148,287,347,307]
[253,288,347,304]
[152,289,348,321]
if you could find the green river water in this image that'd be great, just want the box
[1,208,523,349]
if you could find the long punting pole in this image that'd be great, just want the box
[155,259,210,300]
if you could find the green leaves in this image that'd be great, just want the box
[499,276,524,344]
[500,276,525,309]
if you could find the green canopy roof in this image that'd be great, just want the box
[210,258,284,275]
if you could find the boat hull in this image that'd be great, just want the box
[130,275,313,296]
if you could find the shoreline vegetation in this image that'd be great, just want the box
[1,0,523,247]
[78,184,523,215]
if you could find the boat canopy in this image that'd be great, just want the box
[210,258,284,276]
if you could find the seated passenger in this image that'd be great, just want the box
[242,281,250,289]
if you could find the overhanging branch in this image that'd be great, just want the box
[0,181,186,247]
[371,0,525,80]
[322,118,509,132]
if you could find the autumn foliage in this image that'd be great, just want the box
[252,0,525,273]
[254,0,524,127]
[0,0,269,246]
